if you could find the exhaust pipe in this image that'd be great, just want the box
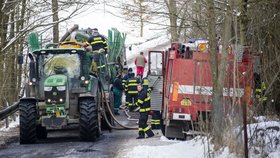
[59,24,79,42]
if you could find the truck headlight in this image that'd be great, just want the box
[44,87,52,91]
[57,86,66,91]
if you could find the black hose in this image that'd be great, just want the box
[100,86,138,130]
[0,102,19,121]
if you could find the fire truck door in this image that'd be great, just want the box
[148,51,164,111]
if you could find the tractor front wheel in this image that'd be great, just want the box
[79,98,99,141]
[19,101,37,144]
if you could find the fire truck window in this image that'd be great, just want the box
[150,52,162,76]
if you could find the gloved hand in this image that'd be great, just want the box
[99,48,105,53]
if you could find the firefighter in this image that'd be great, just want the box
[112,74,124,115]
[136,73,143,83]
[135,83,154,139]
[126,73,139,111]
[134,52,147,78]
[122,68,134,88]
[122,68,134,108]
[254,73,267,113]
[142,77,160,129]
[76,28,108,72]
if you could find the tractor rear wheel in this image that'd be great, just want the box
[79,98,99,141]
[19,101,37,144]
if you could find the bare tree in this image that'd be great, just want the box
[120,0,152,37]
[52,0,59,43]
[164,0,178,42]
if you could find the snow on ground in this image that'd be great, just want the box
[246,117,280,158]
[125,136,212,158]
[123,118,280,158]
[0,116,19,132]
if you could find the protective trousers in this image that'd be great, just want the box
[93,53,106,72]
[127,94,138,111]
[113,87,122,113]
[138,112,154,138]
[151,111,161,129]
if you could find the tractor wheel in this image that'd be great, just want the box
[79,98,99,141]
[19,101,37,144]
[36,125,47,139]
[96,91,102,138]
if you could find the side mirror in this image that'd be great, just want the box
[17,54,24,64]
[29,62,36,79]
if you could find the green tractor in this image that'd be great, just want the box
[18,25,126,144]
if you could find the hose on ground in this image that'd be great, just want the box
[123,109,139,121]
[100,87,138,130]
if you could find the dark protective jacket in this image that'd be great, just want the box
[136,89,151,112]
[126,77,139,95]
[113,77,124,91]
[122,73,134,88]
[86,33,108,52]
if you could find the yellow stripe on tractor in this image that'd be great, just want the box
[59,40,81,48]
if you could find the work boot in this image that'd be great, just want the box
[146,129,155,138]
[137,131,145,139]
[136,136,145,139]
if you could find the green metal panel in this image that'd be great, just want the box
[107,28,126,79]
[28,32,42,52]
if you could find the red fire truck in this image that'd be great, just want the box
[148,42,254,139]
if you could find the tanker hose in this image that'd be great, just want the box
[100,87,138,130]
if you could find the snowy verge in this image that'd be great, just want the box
[0,116,19,132]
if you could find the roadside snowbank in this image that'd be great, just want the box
[0,116,19,132]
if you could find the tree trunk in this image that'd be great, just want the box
[239,0,248,46]
[165,0,178,42]
[206,0,223,147]
[0,0,10,109]
[52,0,59,43]
[16,0,27,98]
[139,0,144,37]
